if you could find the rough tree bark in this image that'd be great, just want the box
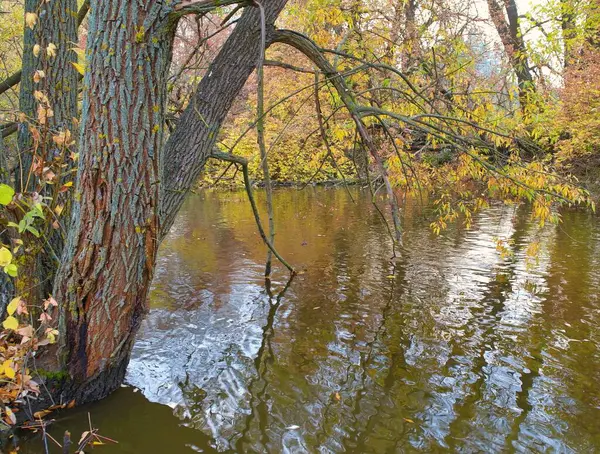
[48,0,180,402]
[11,0,79,309]
[159,0,289,237]
[17,0,79,190]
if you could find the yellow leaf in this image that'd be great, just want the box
[46,43,57,58]
[6,297,20,316]
[3,361,15,379]
[33,409,53,420]
[3,316,18,331]
[0,247,12,267]
[4,408,16,425]
[25,12,37,29]
[71,62,85,76]
[33,70,45,83]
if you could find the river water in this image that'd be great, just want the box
[20,188,600,453]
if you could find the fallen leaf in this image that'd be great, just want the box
[5,408,16,425]
[33,409,53,419]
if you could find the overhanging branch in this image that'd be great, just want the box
[210,150,295,275]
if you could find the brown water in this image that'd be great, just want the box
[19,188,600,453]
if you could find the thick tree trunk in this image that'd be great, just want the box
[50,0,178,400]
[44,0,290,405]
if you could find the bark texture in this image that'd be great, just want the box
[13,0,79,307]
[17,0,79,190]
[52,0,178,394]
[48,0,291,404]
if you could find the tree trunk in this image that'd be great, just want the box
[50,0,178,402]
[0,136,13,316]
[15,0,79,305]
[561,0,576,66]
[486,0,534,110]
[160,0,290,237]
[43,0,291,405]
[17,0,78,191]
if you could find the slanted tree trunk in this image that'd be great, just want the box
[159,0,289,236]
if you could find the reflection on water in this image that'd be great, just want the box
[22,188,600,453]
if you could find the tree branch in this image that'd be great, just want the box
[210,150,295,274]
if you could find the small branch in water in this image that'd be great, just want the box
[254,0,275,278]
[210,150,295,275]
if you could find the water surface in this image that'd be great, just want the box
[21,188,600,453]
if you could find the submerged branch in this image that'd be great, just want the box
[255,0,275,277]
[210,150,295,275]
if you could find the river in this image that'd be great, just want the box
[19,188,600,453]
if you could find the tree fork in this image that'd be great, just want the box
[43,0,291,406]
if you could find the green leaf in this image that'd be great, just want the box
[2,316,18,331]
[26,226,40,237]
[4,264,17,277]
[0,248,12,267]
[0,184,14,205]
